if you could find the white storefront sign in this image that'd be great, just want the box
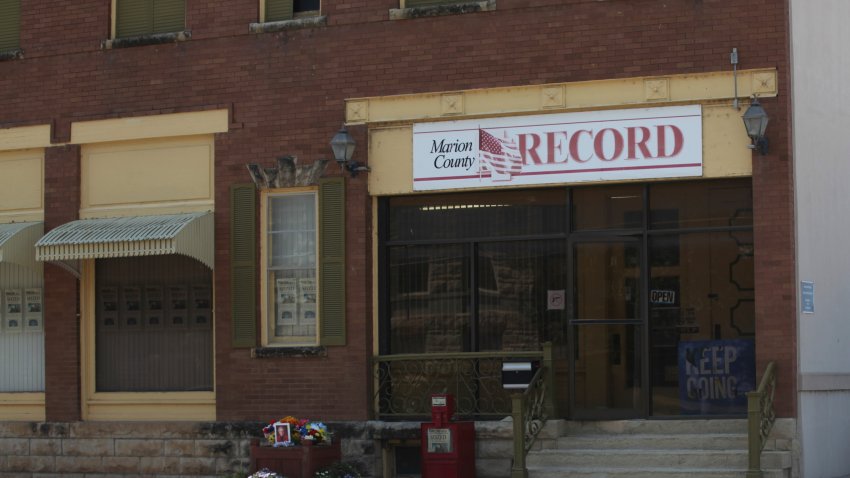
[412,105,703,191]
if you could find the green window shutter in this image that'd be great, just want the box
[116,0,183,38]
[0,0,21,51]
[319,177,346,346]
[153,0,185,34]
[405,0,459,7]
[231,184,257,348]
[265,0,294,22]
[116,0,153,38]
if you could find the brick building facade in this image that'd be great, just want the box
[0,0,796,476]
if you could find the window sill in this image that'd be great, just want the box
[390,0,496,20]
[102,30,191,50]
[252,346,327,358]
[249,15,327,34]
[0,49,24,61]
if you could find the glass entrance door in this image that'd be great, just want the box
[569,239,644,419]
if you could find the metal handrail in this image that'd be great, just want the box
[746,361,777,478]
[510,365,548,478]
[509,342,554,478]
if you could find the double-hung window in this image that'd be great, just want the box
[115,0,185,38]
[0,0,20,52]
[231,177,345,349]
[263,0,320,22]
[265,190,319,345]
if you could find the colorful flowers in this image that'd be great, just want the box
[262,416,330,447]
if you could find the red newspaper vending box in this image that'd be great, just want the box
[420,394,476,478]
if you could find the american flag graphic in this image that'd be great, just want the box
[479,129,522,178]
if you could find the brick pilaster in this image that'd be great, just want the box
[43,144,82,422]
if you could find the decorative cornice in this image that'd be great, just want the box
[246,156,329,190]
[345,68,778,125]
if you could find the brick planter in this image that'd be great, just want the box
[250,439,341,478]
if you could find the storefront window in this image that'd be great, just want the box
[0,263,44,393]
[649,179,753,229]
[381,179,754,418]
[95,255,213,392]
[389,189,567,242]
[389,245,470,354]
[478,240,566,352]
[649,231,755,415]
[571,184,643,231]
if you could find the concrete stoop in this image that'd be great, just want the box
[525,419,795,478]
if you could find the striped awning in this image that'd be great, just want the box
[35,212,214,269]
[0,222,43,271]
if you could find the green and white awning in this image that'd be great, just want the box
[0,222,43,271]
[35,212,214,269]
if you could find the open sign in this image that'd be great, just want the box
[650,289,676,304]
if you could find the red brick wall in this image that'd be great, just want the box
[2,0,795,419]
[43,145,82,422]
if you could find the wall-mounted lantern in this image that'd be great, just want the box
[742,96,769,155]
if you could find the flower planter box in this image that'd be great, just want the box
[250,439,341,478]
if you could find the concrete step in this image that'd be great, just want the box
[527,449,791,470]
[550,432,748,450]
[562,419,748,436]
[525,419,793,478]
[527,466,790,478]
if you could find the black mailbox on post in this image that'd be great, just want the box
[501,360,540,390]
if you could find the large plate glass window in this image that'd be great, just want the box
[95,255,212,392]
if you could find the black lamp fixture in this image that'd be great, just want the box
[742,96,769,155]
[330,125,370,177]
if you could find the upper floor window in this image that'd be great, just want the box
[403,0,458,6]
[0,0,20,52]
[390,0,496,21]
[263,0,320,22]
[115,0,185,39]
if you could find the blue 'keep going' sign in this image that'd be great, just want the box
[678,339,755,415]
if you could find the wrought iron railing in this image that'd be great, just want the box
[510,364,548,478]
[373,349,545,419]
[746,361,777,478]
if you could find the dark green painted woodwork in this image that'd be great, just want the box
[318,177,346,346]
[231,184,257,348]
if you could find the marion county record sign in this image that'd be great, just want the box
[412,105,703,191]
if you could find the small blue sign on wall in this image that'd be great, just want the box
[678,339,755,415]
[801,281,815,314]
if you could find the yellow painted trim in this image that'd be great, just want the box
[371,198,379,358]
[259,0,267,22]
[71,109,229,145]
[0,149,44,222]
[0,393,46,421]
[80,135,215,218]
[370,198,381,415]
[80,260,216,422]
[81,259,93,420]
[0,212,43,223]
[85,393,216,421]
[110,0,117,39]
[346,69,777,125]
[79,202,215,219]
[0,125,52,151]
[259,187,320,347]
